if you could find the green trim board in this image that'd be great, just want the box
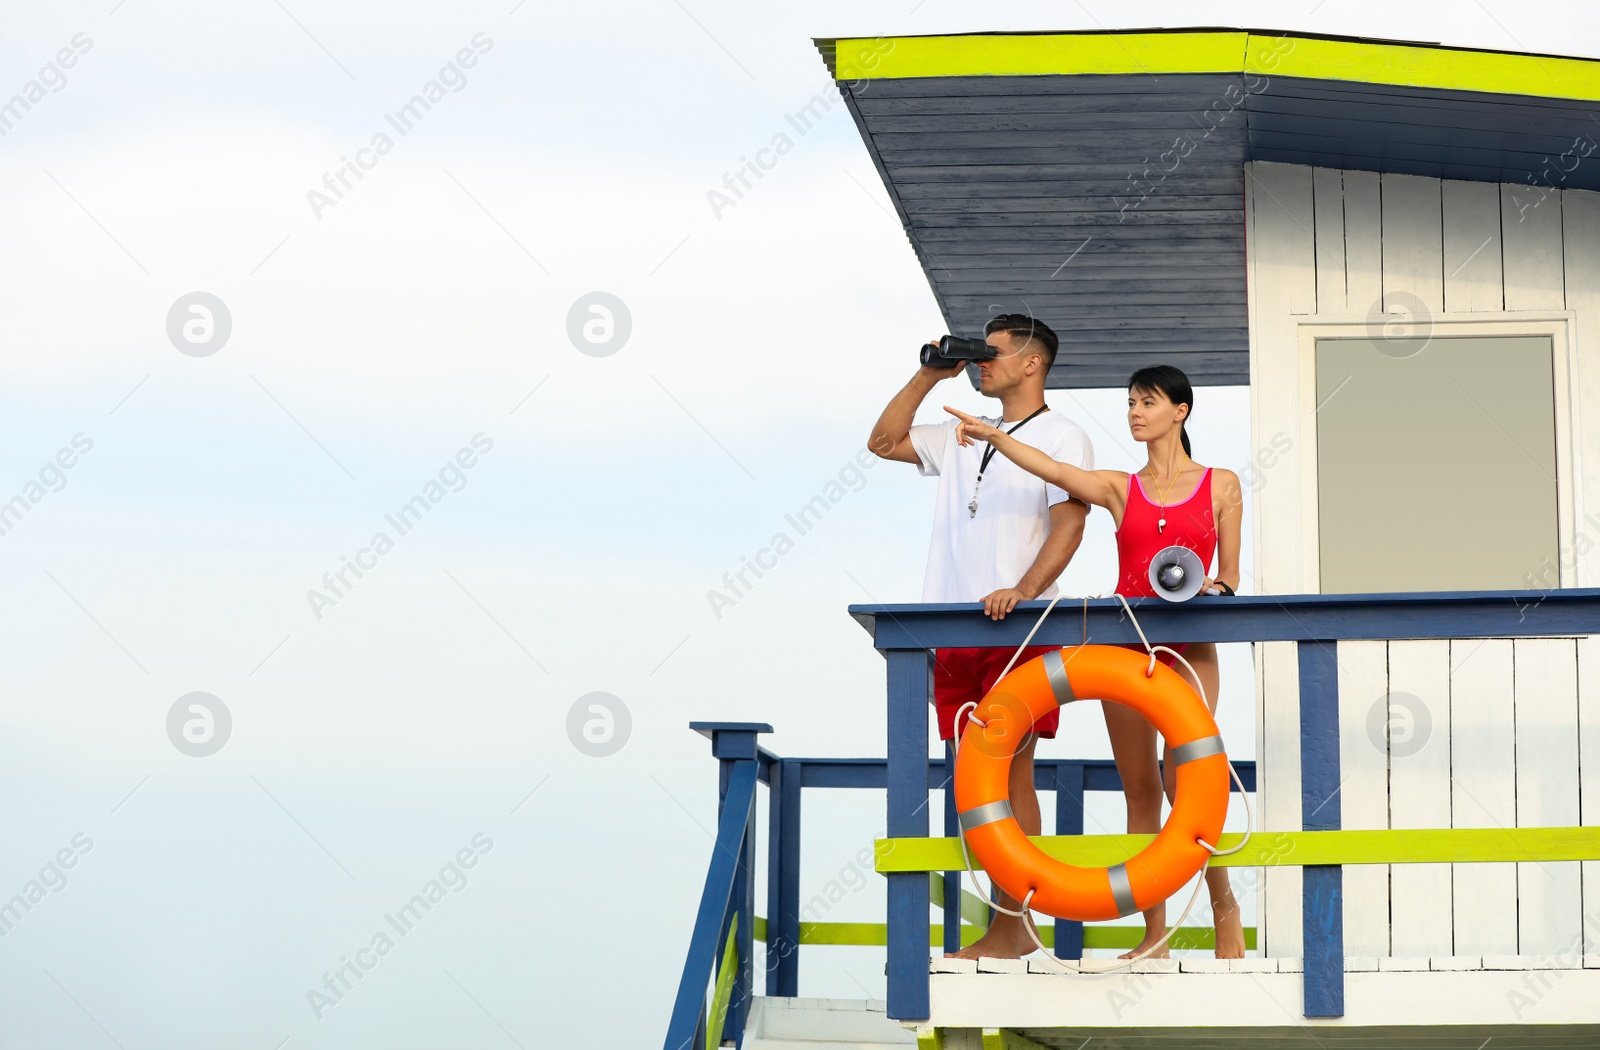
[1248,35,1600,100]
[754,918,1254,950]
[919,1032,1061,1050]
[828,30,1600,102]
[831,32,1248,81]
[929,870,991,930]
[874,826,1600,872]
[983,1030,1053,1050]
[705,914,739,1050]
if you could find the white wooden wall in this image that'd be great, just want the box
[1245,162,1600,959]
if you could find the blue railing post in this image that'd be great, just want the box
[941,742,962,955]
[885,648,934,1020]
[766,757,802,997]
[1053,761,1086,959]
[665,722,770,1050]
[1297,641,1345,1017]
[732,789,756,1041]
[709,725,765,1046]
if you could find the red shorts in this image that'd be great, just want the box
[934,645,1061,741]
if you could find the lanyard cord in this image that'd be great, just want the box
[977,404,1049,479]
[970,406,1050,517]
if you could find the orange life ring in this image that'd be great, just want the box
[953,644,1230,922]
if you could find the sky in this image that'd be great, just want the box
[3,1,1599,1048]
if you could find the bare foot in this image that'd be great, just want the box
[1212,890,1245,959]
[1118,929,1171,960]
[945,915,1040,960]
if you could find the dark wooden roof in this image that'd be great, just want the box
[819,30,1600,387]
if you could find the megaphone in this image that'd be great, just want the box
[1148,545,1207,602]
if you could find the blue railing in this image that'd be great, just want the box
[853,587,1600,1021]
[664,723,764,1050]
[663,732,1255,1049]
[665,588,1600,1044]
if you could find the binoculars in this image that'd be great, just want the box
[920,335,995,369]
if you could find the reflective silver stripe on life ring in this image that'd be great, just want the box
[1107,863,1138,918]
[1170,734,1226,766]
[957,799,1014,834]
[1041,649,1076,707]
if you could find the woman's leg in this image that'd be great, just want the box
[1102,697,1168,957]
[1162,642,1245,958]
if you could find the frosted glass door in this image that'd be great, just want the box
[1314,335,1558,593]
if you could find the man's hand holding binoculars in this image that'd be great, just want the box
[917,337,971,383]
[868,336,995,468]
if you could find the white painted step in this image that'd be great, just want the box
[741,996,916,1048]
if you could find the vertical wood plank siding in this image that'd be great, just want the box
[1247,161,1599,957]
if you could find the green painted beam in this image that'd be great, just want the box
[875,827,1600,873]
[752,918,1255,950]
[831,31,1247,81]
[929,871,991,931]
[704,914,738,1050]
[1248,33,1600,101]
[828,30,1600,103]
[984,1030,1054,1050]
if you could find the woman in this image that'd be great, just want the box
[944,364,1245,959]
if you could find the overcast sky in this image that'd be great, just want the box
[3,1,1598,1047]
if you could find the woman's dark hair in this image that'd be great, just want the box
[1128,365,1194,457]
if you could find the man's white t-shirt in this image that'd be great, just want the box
[909,408,1095,604]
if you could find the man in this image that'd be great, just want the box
[869,313,1094,959]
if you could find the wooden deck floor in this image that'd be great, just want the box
[922,955,1600,1039]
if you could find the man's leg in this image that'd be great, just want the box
[944,645,1060,959]
[947,732,1042,959]
[1000,731,1044,950]
[935,646,989,959]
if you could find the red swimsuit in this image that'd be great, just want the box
[1114,466,1218,663]
[1117,466,1217,593]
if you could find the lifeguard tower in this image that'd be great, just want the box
[666,29,1600,1048]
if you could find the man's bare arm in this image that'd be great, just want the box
[869,361,966,463]
[981,499,1089,620]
